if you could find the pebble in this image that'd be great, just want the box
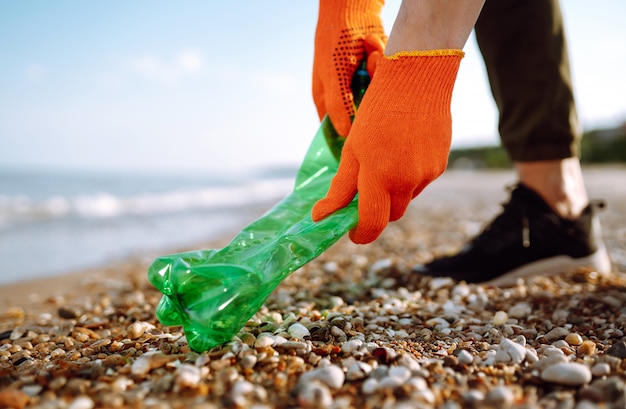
[578,340,597,356]
[544,326,569,342]
[533,354,568,371]
[591,362,611,377]
[508,302,532,318]
[288,323,310,340]
[2,210,626,409]
[387,365,411,384]
[579,376,626,403]
[254,333,275,348]
[298,365,344,389]
[0,388,29,409]
[68,396,95,409]
[346,361,372,381]
[566,332,584,346]
[606,340,626,359]
[240,354,257,370]
[484,385,514,408]
[131,351,175,376]
[574,400,600,409]
[541,362,592,386]
[341,339,363,354]
[174,364,202,389]
[493,311,509,326]
[127,321,151,339]
[495,337,526,364]
[297,381,333,408]
[456,349,473,365]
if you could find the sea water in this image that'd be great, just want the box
[0,166,295,285]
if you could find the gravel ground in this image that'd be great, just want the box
[1,166,626,409]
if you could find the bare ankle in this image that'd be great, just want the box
[514,158,589,219]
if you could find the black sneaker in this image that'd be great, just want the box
[412,183,612,286]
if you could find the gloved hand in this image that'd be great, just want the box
[313,0,387,137]
[312,50,465,244]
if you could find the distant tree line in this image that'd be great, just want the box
[448,123,626,169]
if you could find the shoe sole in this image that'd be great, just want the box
[484,245,613,287]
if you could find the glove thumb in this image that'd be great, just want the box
[364,34,386,78]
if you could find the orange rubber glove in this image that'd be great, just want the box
[312,50,464,244]
[313,0,387,137]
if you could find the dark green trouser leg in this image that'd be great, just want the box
[475,0,580,161]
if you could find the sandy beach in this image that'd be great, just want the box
[1,166,626,409]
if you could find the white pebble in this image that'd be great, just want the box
[254,333,275,348]
[485,385,514,407]
[231,379,255,397]
[426,317,450,330]
[451,283,471,298]
[405,376,428,392]
[411,388,436,405]
[288,323,311,340]
[495,338,526,364]
[130,353,152,376]
[111,377,133,393]
[508,302,532,319]
[346,361,372,381]
[541,362,592,386]
[389,365,412,382]
[377,375,405,390]
[493,311,509,326]
[175,364,202,389]
[341,339,363,354]
[297,381,333,408]
[457,349,473,365]
[463,390,485,406]
[552,340,570,349]
[331,326,346,339]
[240,354,257,370]
[396,354,421,372]
[525,349,539,364]
[395,329,410,339]
[68,397,94,409]
[369,258,393,274]
[299,365,345,389]
[543,346,565,357]
[591,362,611,377]
[362,377,380,394]
[429,277,454,290]
[532,354,568,371]
[323,261,339,273]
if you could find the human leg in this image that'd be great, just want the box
[475,0,587,218]
[414,0,611,284]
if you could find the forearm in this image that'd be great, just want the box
[386,0,485,54]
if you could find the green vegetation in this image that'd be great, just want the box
[448,123,626,169]
[580,127,626,164]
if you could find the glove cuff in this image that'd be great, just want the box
[361,50,464,119]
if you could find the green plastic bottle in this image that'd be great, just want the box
[148,63,369,352]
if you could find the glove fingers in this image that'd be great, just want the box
[364,34,386,77]
[327,95,353,137]
[312,150,359,221]
[349,181,391,244]
[389,193,412,222]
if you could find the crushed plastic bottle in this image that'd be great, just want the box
[148,62,369,352]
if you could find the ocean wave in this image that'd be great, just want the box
[0,177,294,227]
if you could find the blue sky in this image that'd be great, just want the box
[1,1,625,174]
